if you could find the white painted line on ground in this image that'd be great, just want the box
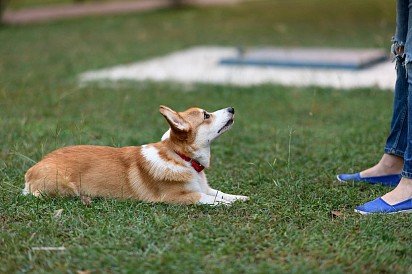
[79,46,396,90]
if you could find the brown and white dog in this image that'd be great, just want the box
[23,106,249,205]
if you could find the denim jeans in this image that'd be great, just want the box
[384,0,412,178]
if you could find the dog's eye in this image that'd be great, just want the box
[204,112,210,119]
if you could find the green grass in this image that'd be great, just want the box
[1,0,411,273]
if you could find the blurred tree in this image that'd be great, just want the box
[171,0,185,8]
[0,0,6,23]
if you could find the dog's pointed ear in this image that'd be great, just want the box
[159,105,190,132]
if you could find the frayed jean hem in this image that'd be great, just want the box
[384,147,405,158]
[401,170,412,179]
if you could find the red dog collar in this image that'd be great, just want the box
[175,151,205,172]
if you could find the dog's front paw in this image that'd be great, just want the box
[231,195,249,202]
[237,195,249,201]
[198,193,232,206]
[212,200,232,206]
[221,194,249,202]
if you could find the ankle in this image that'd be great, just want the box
[399,177,412,190]
[379,154,403,171]
[382,177,412,204]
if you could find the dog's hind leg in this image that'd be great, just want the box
[22,183,30,196]
[22,180,42,197]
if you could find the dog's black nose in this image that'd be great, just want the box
[228,107,235,114]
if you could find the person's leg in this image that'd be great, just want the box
[355,0,412,212]
[360,49,407,177]
[359,0,409,178]
[380,0,412,203]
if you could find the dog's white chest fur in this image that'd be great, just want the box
[141,144,204,192]
[141,145,187,179]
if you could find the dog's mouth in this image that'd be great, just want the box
[218,118,234,133]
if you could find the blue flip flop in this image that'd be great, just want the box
[355,197,412,215]
[336,173,401,187]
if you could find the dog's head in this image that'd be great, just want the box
[159,105,235,168]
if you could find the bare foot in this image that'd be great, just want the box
[381,177,412,205]
[360,154,403,177]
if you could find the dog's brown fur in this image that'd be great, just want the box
[24,105,247,205]
[25,144,200,204]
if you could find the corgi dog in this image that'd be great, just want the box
[23,106,249,205]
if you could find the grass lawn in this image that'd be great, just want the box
[1,0,411,273]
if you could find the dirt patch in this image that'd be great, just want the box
[2,0,242,24]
